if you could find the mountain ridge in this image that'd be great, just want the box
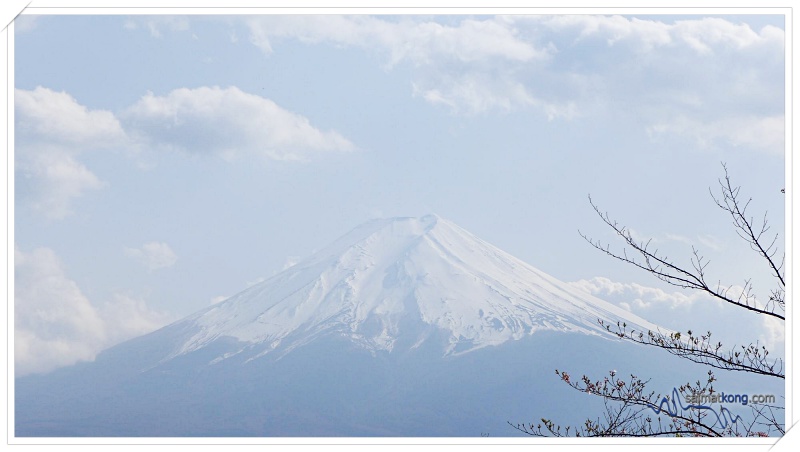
[151,214,662,365]
[21,215,773,438]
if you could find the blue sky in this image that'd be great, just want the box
[11,12,786,376]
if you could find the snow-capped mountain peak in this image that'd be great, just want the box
[18,215,701,438]
[169,215,660,362]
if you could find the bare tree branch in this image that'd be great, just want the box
[519,163,785,437]
[579,195,784,320]
[599,321,784,379]
[711,163,785,289]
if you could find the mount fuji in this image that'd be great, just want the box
[170,214,661,362]
[17,215,743,437]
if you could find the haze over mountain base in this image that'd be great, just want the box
[20,329,778,437]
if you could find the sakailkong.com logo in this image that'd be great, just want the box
[684,392,776,406]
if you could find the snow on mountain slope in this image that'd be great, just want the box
[16,215,695,437]
[167,214,663,363]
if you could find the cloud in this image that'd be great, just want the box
[664,232,725,252]
[570,276,713,310]
[245,15,783,151]
[246,276,266,287]
[696,235,725,252]
[522,15,785,153]
[122,15,190,38]
[16,151,105,219]
[529,15,673,52]
[14,247,172,376]
[528,15,781,55]
[573,276,784,353]
[123,86,355,161]
[16,87,127,148]
[15,85,356,219]
[99,294,173,345]
[647,115,785,155]
[412,72,577,118]
[760,315,784,351]
[671,17,783,54]
[14,247,107,375]
[282,256,300,270]
[246,15,545,64]
[246,16,554,116]
[210,295,229,305]
[572,277,779,338]
[15,87,129,219]
[124,241,178,271]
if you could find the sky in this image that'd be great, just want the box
[10,11,787,377]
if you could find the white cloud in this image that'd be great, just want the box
[246,15,545,64]
[17,150,105,219]
[14,247,172,376]
[97,15,788,150]
[245,15,783,150]
[572,277,780,342]
[671,18,783,54]
[16,85,352,219]
[662,232,725,252]
[663,233,694,247]
[647,115,785,155]
[412,73,577,118]
[15,87,129,219]
[531,15,673,52]
[696,234,725,252]
[123,86,355,161]
[282,256,300,270]
[99,294,173,345]
[246,276,266,287]
[16,87,127,148]
[210,295,229,305]
[570,276,712,310]
[525,16,784,153]
[246,16,551,115]
[124,241,178,271]
[526,15,782,55]
[760,315,785,351]
[14,247,107,375]
[122,16,190,38]
[573,276,784,352]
